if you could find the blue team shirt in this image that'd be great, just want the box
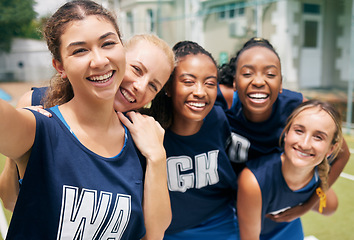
[7,108,146,239]
[31,87,48,105]
[218,88,303,163]
[164,106,237,235]
[244,152,320,239]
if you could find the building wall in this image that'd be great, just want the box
[335,0,351,88]
[1,38,54,82]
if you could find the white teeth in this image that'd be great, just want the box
[188,102,206,108]
[297,150,311,157]
[121,89,136,103]
[88,71,113,82]
[249,93,268,99]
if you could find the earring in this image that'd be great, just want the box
[143,102,152,109]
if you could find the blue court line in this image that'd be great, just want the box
[0,88,12,101]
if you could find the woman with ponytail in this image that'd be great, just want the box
[236,99,343,240]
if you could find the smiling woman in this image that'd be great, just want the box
[143,41,238,240]
[237,99,343,240]
[0,34,175,240]
[0,1,170,239]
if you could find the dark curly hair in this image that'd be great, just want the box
[140,41,217,129]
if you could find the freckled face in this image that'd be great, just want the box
[235,47,282,122]
[283,107,336,169]
[113,41,172,112]
[53,15,126,102]
[170,54,218,126]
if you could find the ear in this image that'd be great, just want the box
[233,76,237,91]
[52,59,67,79]
[165,81,172,97]
[326,142,338,159]
[279,76,283,94]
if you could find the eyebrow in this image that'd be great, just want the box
[134,61,163,89]
[241,64,278,70]
[180,73,217,82]
[67,32,118,48]
[293,124,329,138]
[153,78,163,89]
[180,73,196,79]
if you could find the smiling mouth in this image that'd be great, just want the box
[186,102,207,108]
[248,93,269,100]
[247,93,269,103]
[295,148,314,157]
[120,88,136,103]
[87,71,114,83]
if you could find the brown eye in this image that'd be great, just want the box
[73,48,87,55]
[102,41,117,47]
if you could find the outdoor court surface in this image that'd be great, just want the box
[0,135,353,240]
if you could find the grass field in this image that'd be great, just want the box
[0,135,353,239]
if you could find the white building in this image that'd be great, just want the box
[1,0,353,91]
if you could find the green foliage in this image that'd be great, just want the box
[0,0,37,52]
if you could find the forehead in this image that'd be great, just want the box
[126,41,162,60]
[293,107,336,134]
[238,46,280,65]
[61,15,117,41]
[178,54,216,70]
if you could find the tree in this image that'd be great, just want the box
[0,0,37,52]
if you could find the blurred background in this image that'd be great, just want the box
[0,0,353,239]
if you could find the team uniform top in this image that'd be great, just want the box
[31,87,48,106]
[217,88,303,163]
[244,152,320,240]
[164,106,237,234]
[6,107,145,239]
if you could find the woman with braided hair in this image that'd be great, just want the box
[237,99,343,240]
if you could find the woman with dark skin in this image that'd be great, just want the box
[217,37,349,222]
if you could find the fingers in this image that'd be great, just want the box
[24,105,52,117]
[117,111,132,128]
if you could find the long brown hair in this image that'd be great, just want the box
[42,0,121,108]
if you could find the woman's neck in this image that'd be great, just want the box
[281,154,315,191]
[170,118,203,136]
[58,96,124,158]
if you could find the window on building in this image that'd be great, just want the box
[218,2,245,20]
[127,12,134,34]
[146,9,155,32]
[304,20,318,47]
[303,3,320,14]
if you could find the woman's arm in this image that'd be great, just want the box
[0,99,35,161]
[237,167,262,240]
[0,159,19,211]
[118,111,171,240]
[0,90,36,211]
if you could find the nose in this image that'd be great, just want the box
[90,49,109,68]
[252,74,265,88]
[132,76,148,93]
[193,82,207,98]
[298,134,311,150]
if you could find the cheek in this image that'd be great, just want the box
[142,93,155,105]
[208,89,218,102]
